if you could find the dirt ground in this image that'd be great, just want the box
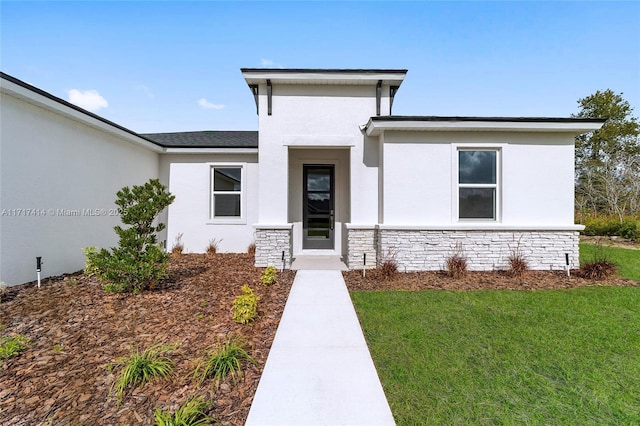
[0,254,294,426]
[1,247,637,425]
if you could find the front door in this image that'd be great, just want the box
[303,165,335,249]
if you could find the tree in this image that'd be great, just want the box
[573,90,640,219]
[84,179,175,293]
[573,89,639,165]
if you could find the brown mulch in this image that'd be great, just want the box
[343,268,639,292]
[0,254,294,426]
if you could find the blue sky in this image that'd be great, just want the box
[2,1,639,133]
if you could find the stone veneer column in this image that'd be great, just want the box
[254,225,292,269]
[345,225,377,269]
[377,228,580,272]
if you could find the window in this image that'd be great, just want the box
[211,165,244,221]
[458,150,499,220]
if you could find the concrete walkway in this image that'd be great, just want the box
[245,270,395,426]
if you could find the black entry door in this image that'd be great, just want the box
[303,165,335,249]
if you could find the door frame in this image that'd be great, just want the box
[302,164,335,250]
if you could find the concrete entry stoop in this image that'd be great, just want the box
[245,270,395,426]
[290,255,348,270]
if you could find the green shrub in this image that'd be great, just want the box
[259,265,277,285]
[580,215,640,241]
[232,285,259,325]
[0,334,30,363]
[154,396,215,426]
[192,336,256,387]
[83,179,175,294]
[108,342,176,401]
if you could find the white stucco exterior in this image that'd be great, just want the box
[1,80,160,286]
[160,153,259,254]
[1,68,606,283]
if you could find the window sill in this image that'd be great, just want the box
[206,218,247,225]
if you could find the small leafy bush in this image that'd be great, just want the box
[192,336,256,387]
[260,266,277,285]
[0,281,6,303]
[0,334,30,363]
[232,285,259,325]
[206,238,221,255]
[171,233,184,255]
[247,242,256,256]
[108,342,176,401]
[83,179,175,294]
[446,243,468,279]
[581,215,639,241]
[154,396,215,426]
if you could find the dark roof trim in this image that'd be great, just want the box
[1,71,163,148]
[369,115,607,123]
[241,68,408,74]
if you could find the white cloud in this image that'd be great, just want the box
[67,89,108,112]
[198,98,225,110]
[261,58,283,68]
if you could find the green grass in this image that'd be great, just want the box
[192,336,256,387]
[154,396,215,426]
[352,287,640,425]
[580,242,640,282]
[109,342,176,401]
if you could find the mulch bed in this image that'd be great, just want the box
[343,268,639,291]
[0,254,294,426]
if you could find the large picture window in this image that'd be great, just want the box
[211,166,243,220]
[458,150,498,220]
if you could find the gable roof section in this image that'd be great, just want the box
[364,115,607,136]
[1,71,164,153]
[143,131,258,148]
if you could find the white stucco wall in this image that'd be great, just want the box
[254,83,392,259]
[161,153,259,254]
[257,84,390,227]
[381,131,577,227]
[0,90,159,286]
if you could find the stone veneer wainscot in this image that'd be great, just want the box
[254,225,292,268]
[376,227,580,271]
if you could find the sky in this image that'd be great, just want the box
[1,1,639,133]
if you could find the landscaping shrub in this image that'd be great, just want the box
[171,233,184,255]
[108,342,176,401]
[154,396,215,426]
[83,179,175,294]
[580,215,640,241]
[232,285,259,325]
[206,238,221,255]
[446,243,468,279]
[507,237,529,277]
[260,265,277,285]
[0,334,30,364]
[579,241,618,280]
[192,336,256,387]
[377,249,399,280]
[247,242,256,256]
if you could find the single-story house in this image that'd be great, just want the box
[0,69,605,286]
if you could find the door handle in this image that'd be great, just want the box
[330,210,334,231]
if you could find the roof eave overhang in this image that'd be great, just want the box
[1,74,164,153]
[364,118,606,137]
[241,69,407,87]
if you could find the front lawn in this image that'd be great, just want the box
[352,287,640,425]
